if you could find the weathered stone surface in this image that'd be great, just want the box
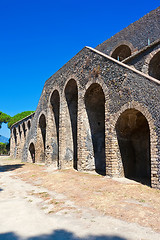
[10,8,160,189]
[96,7,160,55]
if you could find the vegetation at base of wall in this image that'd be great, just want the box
[0,112,11,128]
[8,111,35,128]
[0,142,10,155]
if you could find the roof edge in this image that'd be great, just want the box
[10,112,35,129]
[86,46,160,85]
[122,39,160,63]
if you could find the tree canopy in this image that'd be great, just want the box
[0,111,34,129]
[7,111,35,128]
[0,142,10,155]
[0,112,11,128]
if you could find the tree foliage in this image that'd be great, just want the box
[0,142,8,155]
[7,111,35,128]
[0,112,11,128]
[0,111,34,129]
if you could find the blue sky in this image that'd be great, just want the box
[0,0,159,138]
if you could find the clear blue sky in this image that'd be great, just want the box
[0,0,159,138]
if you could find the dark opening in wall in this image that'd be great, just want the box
[116,109,151,186]
[50,90,60,167]
[28,121,31,130]
[111,45,131,61]
[29,143,35,163]
[22,122,26,139]
[18,125,21,139]
[65,79,78,170]
[148,51,160,80]
[13,128,17,144]
[39,114,46,151]
[85,83,106,175]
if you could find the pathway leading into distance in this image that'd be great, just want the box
[0,156,160,240]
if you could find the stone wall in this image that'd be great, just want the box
[96,7,160,56]
[19,47,160,189]
[10,113,34,159]
[123,41,160,75]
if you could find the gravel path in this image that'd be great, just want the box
[0,157,160,240]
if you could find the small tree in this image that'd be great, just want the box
[0,112,11,128]
[7,111,34,128]
[0,142,8,155]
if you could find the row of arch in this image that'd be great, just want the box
[111,44,160,80]
[29,79,152,185]
[12,119,31,159]
[13,120,31,144]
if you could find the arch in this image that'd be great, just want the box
[65,79,78,169]
[50,89,60,166]
[29,142,35,163]
[13,127,17,144]
[111,44,132,61]
[63,75,79,93]
[22,122,26,139]
[84,83,106,175]
[39,114,46,150]
[84,78,109,98]
[142,48,160,76]
[148,50,160,80]
[115,108,151,185]
[18,125,21,139]
[37,113,46,162]
[27,120,31,130]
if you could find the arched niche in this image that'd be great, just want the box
[22,122,26,139]
[111,45,131,61]
[84,83,106,175]
[28,120,31,130]
[116,109,151,185]
[64,79,78,169]
[18,125,21,139]
[148,51,160,80]
[37,113,46,162]
[39,114,46,150]
[29,143,35,163]
[13,127,17,144]
[50,90,60,166]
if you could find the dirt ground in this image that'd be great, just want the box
[0,156,160,240]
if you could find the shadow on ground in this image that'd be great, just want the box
[0,230,126,240]
[0,164,24,172]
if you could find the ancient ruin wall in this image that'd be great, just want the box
[10,113,34,159]
[96,7,160,56]
[21,47,160,189]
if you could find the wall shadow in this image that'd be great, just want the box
[85,83,106,175]
[116,109,151,186]
[65,79,78,170]
[50,90,60,167]
[0,164,24,172]
[0,230,127,240]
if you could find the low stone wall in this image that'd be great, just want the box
[10,113,35,159]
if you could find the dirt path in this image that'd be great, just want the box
[0,156,160,240]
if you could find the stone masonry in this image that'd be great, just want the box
[10,113,34,159]
[10,7,160,189]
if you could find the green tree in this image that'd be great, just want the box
[0,110,35,129]
[0,142,8,155]
[7,111,35,128]
[0,112,11,128]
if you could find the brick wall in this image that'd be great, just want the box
[19,47,160,189]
